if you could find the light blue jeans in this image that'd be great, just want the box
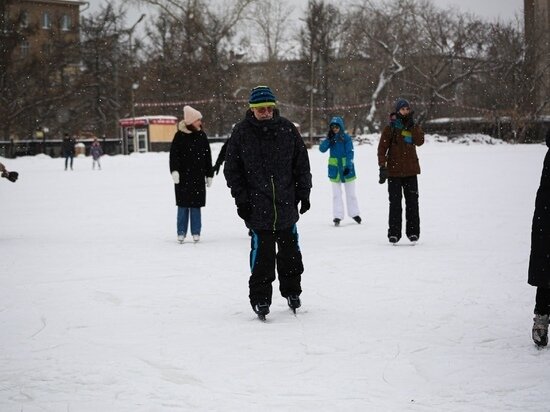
[177,207,201,236]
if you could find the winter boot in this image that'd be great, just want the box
[333,218,341,227]
[353,216,362,224]
[532,313,549,347]
[253,302,270,320]
[286,295,301,312]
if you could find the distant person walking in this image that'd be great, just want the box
[528,130,550,347]
[169,105,213,244]
[62,133,76,171]
[319,116,361,226]
[377,98,425,244]
[90,138,103,170]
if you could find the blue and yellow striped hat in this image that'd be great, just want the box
[249,86,277,108]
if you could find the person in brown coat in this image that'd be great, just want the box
[377,98,424,244]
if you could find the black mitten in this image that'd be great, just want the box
[404,112,415,129]
[343,167,350,176]
[298,199,310,214]
[378,166,388,184]
[2,171,18,182]
[7,171,18,182]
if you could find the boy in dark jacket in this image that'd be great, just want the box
[528,130,550,347]
[224,86,312,319]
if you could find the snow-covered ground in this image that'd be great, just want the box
[1,136,549,411]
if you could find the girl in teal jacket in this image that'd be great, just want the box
[319,116,361,226]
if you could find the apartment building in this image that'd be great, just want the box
[5,0,87,61]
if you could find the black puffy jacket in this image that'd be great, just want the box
[224,109,312,230]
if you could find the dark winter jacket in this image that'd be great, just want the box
[224,109,312,231]
[169,128,213,208]
[528,146,550,287]
[377,113,424,177]
[62,137,76,157]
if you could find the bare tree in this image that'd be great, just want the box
[408,3,500,122]
[134,0,256,134]
[300,0,343,138]
[246,0,295,62]
[344,0,420,131]
[481,19,549,141]
[77,4,131,138]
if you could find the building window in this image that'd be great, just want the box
[42,42,53,55]
[61,14,71,31]
[20,11,29,28]
[42,12,51,29]
[20,40,30,57]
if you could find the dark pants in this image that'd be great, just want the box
[535,287,550,315]
[64,155,73,170]
[248,225,303,307]
[387,176,420,240]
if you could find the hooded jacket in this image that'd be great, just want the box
[319,116,356,183]
[224,109,312,231]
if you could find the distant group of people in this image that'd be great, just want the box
[61,133,103,171]
[168,86,424,320]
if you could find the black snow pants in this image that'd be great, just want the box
[387,176,420,241]
[535,287,550,315]
[248,225,303,307]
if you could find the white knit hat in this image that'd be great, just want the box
[183,105,202,125]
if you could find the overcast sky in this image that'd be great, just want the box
[84,0,524,36]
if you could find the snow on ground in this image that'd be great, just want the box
[1,136,549,411]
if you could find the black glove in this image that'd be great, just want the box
[404,112,415,129]
[237,203,252,221]
[212,164,221,175]
[378,166,388,184]
[298,199,310,215]
[2,171,18,182]
[343,167,350,176]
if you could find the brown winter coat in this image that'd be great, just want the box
[377,124,424,177]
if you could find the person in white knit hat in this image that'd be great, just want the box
[169,105,213,243]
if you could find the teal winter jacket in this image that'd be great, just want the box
[319,116,356,183]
